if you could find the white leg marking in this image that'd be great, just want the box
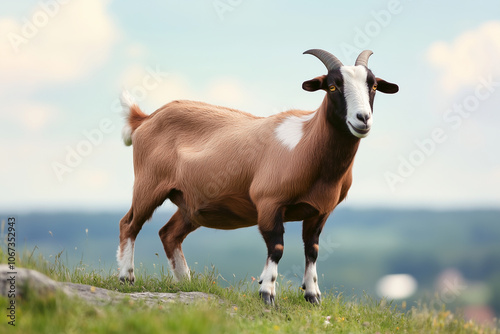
[168,248,190,281]
[259,260,278,296]
[274,112,315,150]
[302,262,321,299]
[117,238,135,282]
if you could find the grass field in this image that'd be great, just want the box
[1,248,498,334]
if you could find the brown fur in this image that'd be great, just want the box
[128,104,148,133]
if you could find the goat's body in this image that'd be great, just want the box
[130,99,355,230]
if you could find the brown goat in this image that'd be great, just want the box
[117,49,398,304]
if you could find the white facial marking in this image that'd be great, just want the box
[169,248,190,281]
[275,112,315,150]
[340,66,372,138]
[259,260,278,296]
[302,262,321,298]
[117,238,135,280]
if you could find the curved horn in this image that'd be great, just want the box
[355,50,373,67]
[303,49,343,71]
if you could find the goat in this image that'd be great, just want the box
[117,49,398,304]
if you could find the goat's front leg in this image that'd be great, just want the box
[301,214,328,304]
[257,206,285,305]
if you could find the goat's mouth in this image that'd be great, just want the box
[347,122,370,138]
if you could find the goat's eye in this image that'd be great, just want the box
[329,85,336,92]
[372,84,377,91]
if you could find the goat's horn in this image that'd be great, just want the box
[303,49,344,71]
[355,50,374,67]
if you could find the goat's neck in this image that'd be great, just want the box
[307,96,361,182]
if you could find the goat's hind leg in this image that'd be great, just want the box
[159,209,199,281]
[117,182,169,284]
[117,208,137,283]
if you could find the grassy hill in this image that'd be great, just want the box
[0,249,498,333]
[4,208,500,317]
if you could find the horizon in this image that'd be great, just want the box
[5,204,500,216]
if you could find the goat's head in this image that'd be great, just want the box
[302,49,398,138]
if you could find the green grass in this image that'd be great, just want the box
[0,248,498,334]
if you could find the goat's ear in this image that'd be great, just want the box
[302,75,327,92]
[376,77,399,94]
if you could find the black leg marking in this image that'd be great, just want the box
[259,291,275,305]
[304,293,321,305]
[258,208,285,305]
[301,215,328,305]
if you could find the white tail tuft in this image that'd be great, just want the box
[120,90,136,112]
[120,90,135,146]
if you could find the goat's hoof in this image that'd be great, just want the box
[119,277,135,285]
[304,293,321,305]
[259,291,275,305]
[119,274,135,285]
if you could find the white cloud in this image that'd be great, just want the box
[0,101,59,134]
[124,67,192,103]
[0,0,119,88]
[426,21,500,95]
[118,64,194,114]
[125,43,148,59]
[20,103,58,131]
[205,77,250,108]
[75,169,111,190]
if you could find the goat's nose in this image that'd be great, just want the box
[356,113,371,124]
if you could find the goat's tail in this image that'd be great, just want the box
[120,90,148,146]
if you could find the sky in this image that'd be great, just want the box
[1,0,499,212]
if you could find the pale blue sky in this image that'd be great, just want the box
[1,0,499,211]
